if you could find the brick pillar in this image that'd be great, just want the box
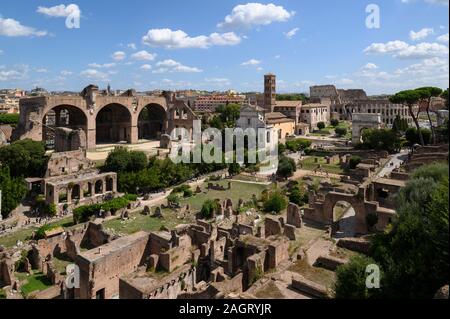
[79,184,84,201]
[67,188,72,205]
[89,183,94,197]
[87,129,96,150]
[130,126,138,144]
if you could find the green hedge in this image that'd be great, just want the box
[0,113,20,125]
[73,195,136,224]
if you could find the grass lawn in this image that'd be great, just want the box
[16,271,53,297]
[254,281,285,299]
[299,157,344,175]
[103,209,187,235]
[288,224,327,257]
[289,259,336,290]
[179,180,269,212]
[0,217,74,249]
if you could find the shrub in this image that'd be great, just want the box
[349,156,362,170]
[331,119,340,127]
[334,255,381,299]
[172,185,191,194]
[73,195,133,224]
[35,224,60,240]
[289,186,308,206]
[263,191,287,214]
[0,113,20,125]
[276,156,297,179]
[317,122,326,130]
[183,189,193,198]
[335,127,348,137]
[200,200,218,219]
[167,193,180,206]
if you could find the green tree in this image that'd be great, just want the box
[0,139,48,178]
[263,191,287,214]
[331,119,339,127]
[335,127,347,137]
[370,163,449,298]
[415,87,443,144]
[216,103,241,127]
[361,129,401,153]
[104,147,148,173]
[390,90,424,145]
[0,167,27,219]
[392,115,409,133]
[200,199,218,219]
[317,122,326,130]
[349,156,362,169]
[334,255,382,299]
[405,127,431,146]
[0,114,20,125]
[276,156,296,179]
[441,88,449,109]
[289,186,308,206]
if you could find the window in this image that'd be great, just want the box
[247,118,251,125]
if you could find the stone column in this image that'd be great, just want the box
[67,188,72,205]
[79,184,85,201]
[89,183,94,197]
[130,126,138,144]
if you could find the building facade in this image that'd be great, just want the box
[193,94,245,112]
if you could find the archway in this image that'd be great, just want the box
[106,177,114,192]
[332,201,356,238]
[42,105,88,150]
[71,184,81,201]
[95,180,103,195]
[96,104,132,144]
[138,104,167,140]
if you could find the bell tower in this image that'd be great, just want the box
[264,74,276,112]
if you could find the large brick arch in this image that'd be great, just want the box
[15,91,171,149]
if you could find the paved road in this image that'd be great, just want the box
[376,149,409,179]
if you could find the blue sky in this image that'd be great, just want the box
[0,0,448,94]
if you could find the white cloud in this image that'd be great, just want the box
[285,27,299,39]
[60,70,73,76]
[274,55,281,59]
[142,28,241,49]
[437,33,449,44]
[127,43,137,50]
[361,63,379,70]
[364,40,448,59]
[140,64,152,70]
[35,68,48,73]
[80,69,109,81]
[0,65,29,82]
[241,59,262,66]
[131,50,157,61]
[88,63,116,68]
[0,17,47,37]
[217,3,294,30]
[111,51,126,61]
[152,59,202,73]
[409,28,434,41]
[37,4,81,18]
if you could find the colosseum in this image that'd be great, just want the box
[13,85,197,150]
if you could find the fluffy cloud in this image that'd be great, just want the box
[0,65,29,82]
[142,28,241,49]
[37,4,81,18]
[241,59,262,66]
[409,28,434,41]
[437,33,449,44]
[131,50,157,61]
[217,3,294,30]
[60,70,73,76]
[285,27,299,39]
[361,63,379,70]
[152,59,202,73]
[80,69,110,81]
[140,64,152,70]
[0,17,47,37]
[88,63,116,68]
[111,51,126,61]
[364,40,448,59]
[127,43,137,50]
